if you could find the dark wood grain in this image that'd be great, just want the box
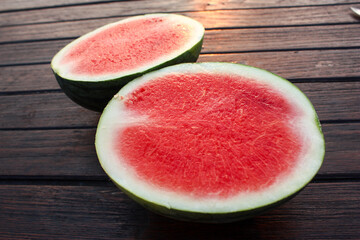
[0,123,359,178]
[1,24,360,66]
[0,182,359,239]
[2,4,359,43]
[0,1,359,239]
[1,49,359,93]
[199,50,360,79]
[0,64,59,92]
[0,81,359,129]
[0,92,100,129]
[0,0,103,11]
[203,25,360,53]
[2,0,358,12]
[1,0,358,25]
[0,128,103,177]
[322,123,360,176]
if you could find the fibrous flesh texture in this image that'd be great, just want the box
[115,72,303,199]
[59,15,198,77]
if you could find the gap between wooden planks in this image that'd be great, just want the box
[1,0,359,24]
[1,4,359,42]
[0,81,359,129]
[1,49,359,92]
[2,0,359,12]
[1,24,360,66]
[0,182,359,239]
[0,122,359,177]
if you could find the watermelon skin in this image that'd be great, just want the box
[95,63,325,223]
[53,38,203,112]
[112,175,305,223]
[108,115,324,223]
[107,118,323,223]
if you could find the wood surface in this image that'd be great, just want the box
[2,24,360,66]
[0,123,359,178]
[1,0,358,12]
[1,49,360,92]
[0,0,359,239]
[2,4,360,43]
[0,82,359,129]
[0,182,359,239]
[1,0,359,25]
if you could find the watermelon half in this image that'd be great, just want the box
[95,63,325,223]
[51,14,204,111]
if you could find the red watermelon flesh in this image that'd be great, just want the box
[115,73,303,199]
[51,14,204,112]
[60,16,196,76]
[96,63,324,221]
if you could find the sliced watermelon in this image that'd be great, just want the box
[95,63,325,223]
[51,14,204,111]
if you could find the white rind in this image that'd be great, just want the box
[51,14,204,82]
[95,63,325,214]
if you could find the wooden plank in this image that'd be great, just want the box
[1,24,360,66]
[1,4,359,43]
[322,123,360,176]
[0,0,104,12]
[0,40,65,66]
[1,0,358,25]
[0,64,59,92]
[199,50,360,80]
[1,49,359,93]
[0,182,359,239]
[0,123,359,177]
[0,128,103,177]
[0,81,359,129]
[0,92,100,129]
[203,25,360,53]
[295,82,360,122]
[1,0,358,12]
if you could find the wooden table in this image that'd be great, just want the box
[1,0,359,239]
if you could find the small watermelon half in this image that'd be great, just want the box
[95,63,325,223]
[51,14,204,111]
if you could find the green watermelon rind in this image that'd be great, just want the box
[51,14,204,112]
[53,38,203,112]
[111,174,305,223]
[96,62,325,223]
[104,119,323,224]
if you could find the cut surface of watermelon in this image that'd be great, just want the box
[95,63,325,222]
[117,73,301,198]
[51,14,204,111]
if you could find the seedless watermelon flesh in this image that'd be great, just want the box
[118,74,301,198]
[96,63,325,222]
[51,14,204,111]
